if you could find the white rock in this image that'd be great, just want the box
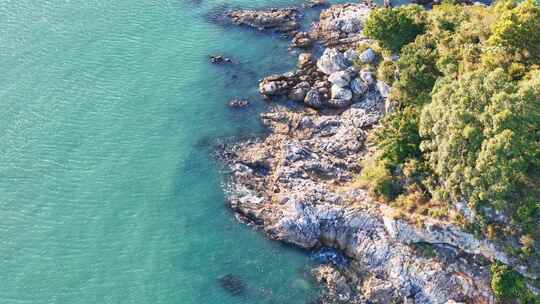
[317,48,348,75]
[328,71,353,88]
[260,81,279,95]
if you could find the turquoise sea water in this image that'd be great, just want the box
[0,1,328,303]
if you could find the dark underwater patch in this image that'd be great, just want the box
[218,273,246,296]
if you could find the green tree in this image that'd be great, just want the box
[372,106,421,166]
[363,5,426,52]
[488,0,540,60]
[420,68,539,213]
[392,34,440,105]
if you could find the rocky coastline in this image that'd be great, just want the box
[218,2,535,303]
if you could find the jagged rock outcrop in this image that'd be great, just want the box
[309,3,372,47]
[220,100,497,303]
[226,7,300,34]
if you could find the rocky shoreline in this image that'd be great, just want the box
[218,3,534,303]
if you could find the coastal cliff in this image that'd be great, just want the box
[219,2,540,303]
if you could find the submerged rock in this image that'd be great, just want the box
[209,54,232,64]
[218,274,246,296]
[228,99,250,108]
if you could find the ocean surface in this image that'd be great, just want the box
[0,1,389,303]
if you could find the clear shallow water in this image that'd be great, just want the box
[0,1,326,303]
[0,0,398,303]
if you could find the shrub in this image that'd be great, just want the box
[359,158,400,201]
[360,0,540,258]
[377,60,397,85]
[490,263,539,302]
[420,68,539,213]
[490,263,524,299]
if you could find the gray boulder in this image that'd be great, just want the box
[317,48,348,75]
[331,85,353,101]
[304,88,323,108]
[328,71,353,88]
[327,85,353,108]
[359,48,376,64]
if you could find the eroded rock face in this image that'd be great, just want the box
[228,99,250,108]
[220,99,498,303]
[218,274,246,296]
[226,7,300,34]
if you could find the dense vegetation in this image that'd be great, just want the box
[359,1,540,302]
